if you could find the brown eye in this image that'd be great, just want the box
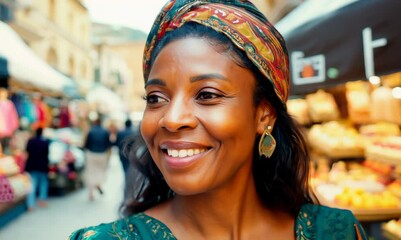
[144,94,167,104]
[196,91,222,101]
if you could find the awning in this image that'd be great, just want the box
[0,21,80,98]
[275,0,401,95]
[86,84,126,114]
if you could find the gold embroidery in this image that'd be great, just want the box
[83,230,97,238]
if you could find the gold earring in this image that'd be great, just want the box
[259,126,276,158]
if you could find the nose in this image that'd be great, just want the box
[159,96,198,132]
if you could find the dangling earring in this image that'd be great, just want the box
[259,126,276,158]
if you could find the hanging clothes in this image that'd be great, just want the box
[32,98,51,130]
[59,105,71,128]
[0,99,19,137]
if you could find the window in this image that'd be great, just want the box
[47,48,58,68]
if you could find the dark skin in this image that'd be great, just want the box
[141,37,295,240]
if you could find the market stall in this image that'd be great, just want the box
[275,0,401,95]
[276,0,401,238]
[0,21,80,99]
[43,127,85,196]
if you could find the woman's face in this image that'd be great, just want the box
[141,37,270,195]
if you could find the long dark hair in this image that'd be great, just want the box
[120,23,313,217]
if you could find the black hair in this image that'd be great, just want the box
[36,127,43,137]
[125,119,132,128]
[120,22,313,217]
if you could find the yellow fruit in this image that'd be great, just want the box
[354,188,365,195]
[335,194,350,206]
[363,197,375,208]
[350,195,364,208]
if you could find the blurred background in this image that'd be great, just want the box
[0,0,400,239]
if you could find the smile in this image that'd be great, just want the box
[167,148,207,158]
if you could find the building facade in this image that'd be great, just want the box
[107,41,146,116]
[7,0,93,94]
[91,22,146,116]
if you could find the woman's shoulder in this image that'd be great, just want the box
[68,213,177,240]
[296,203,367,239]
[299,203,356,219]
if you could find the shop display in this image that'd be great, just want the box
[313,161,401,221]
[359,122,400,138]
[287,98,311,125]
[305,90,340,123]
[345,81,371,124]
[0,155,31,203]
[371,86,401,125]
[0,156,20,177]
[1,173,31,203]
[365,136,401,165]
[44,128,84,195]
[362,159,394,177]
[0,154,31,228]
[387,180,401,198]
[0,88,19,138]
[333,187,398,209]
[0,88,89,227]
[308,121,365,159]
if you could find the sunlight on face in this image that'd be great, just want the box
[141,37,261,195]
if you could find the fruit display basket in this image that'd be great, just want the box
[314,183,401,222]
[312,155,401,222]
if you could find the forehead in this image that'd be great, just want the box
[156,37,225,62]
[149,37,252,81]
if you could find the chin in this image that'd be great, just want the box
[165,176,210,196]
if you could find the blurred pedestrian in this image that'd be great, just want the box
[115,119,135,178]
[83,117,111,201]
[25,127,50,211]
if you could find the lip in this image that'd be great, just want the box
[164,151,208,169]
[160,141,209,149]
[159,141,211,169]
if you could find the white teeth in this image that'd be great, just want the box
[178,150,186,158]
[167,149,178,157]
[166,148,207,158]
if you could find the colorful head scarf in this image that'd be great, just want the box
[143,0,290,104]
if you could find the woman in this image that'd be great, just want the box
[69,0,367,239]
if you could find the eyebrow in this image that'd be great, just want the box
[190,73,228,82]
[145,78,166,88]
[145,73,228,88]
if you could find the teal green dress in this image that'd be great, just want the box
[68,204,367,239]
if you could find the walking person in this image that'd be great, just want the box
[25,127,50,211]
[83,117,111,201]
[115,119,135,179]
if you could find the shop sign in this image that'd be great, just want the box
[277,0,401,95]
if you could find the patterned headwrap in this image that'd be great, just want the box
[143,0,290,104]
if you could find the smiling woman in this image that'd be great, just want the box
[69,1,367,239]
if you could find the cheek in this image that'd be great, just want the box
[140,111,158,147]
[200,103,256,142]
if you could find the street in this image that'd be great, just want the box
[0,148,125,240]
